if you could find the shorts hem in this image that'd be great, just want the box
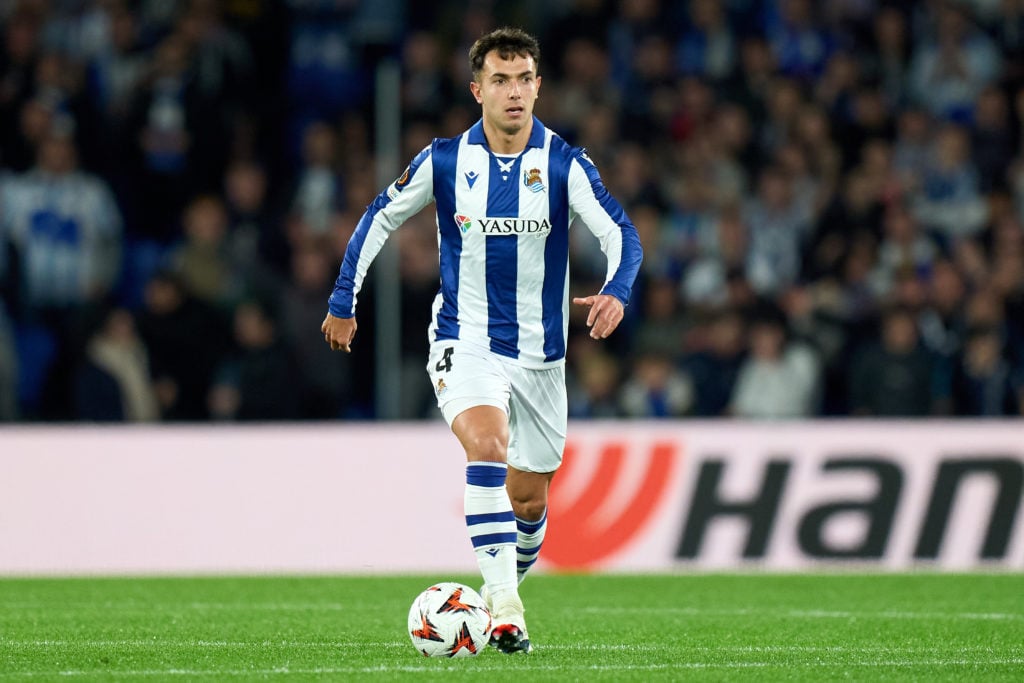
[440,396,509,426]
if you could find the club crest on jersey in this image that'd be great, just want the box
[454,214,473,234]
[523,168,545,193]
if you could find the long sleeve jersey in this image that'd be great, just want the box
[329,117,643,368]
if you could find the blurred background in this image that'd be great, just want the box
[1,0,1023,425]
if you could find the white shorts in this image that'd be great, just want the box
[427,340,567,474]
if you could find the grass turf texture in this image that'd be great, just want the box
[1,574,1022,681]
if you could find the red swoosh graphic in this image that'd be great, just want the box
[545,440,677,569]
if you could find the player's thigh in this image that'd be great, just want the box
[506,364,567,474]
[427,340,511,425]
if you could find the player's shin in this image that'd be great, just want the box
[464,462,519,601]
[515,508,547,584]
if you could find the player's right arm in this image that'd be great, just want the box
[323,146,435,352]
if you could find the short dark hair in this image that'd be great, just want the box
[469,27,541,79]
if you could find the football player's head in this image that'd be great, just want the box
[468,27,542,138]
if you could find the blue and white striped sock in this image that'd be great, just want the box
[465,462,518,598]
[516,509,547,583]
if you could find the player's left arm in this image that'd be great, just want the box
[567,151,644,339]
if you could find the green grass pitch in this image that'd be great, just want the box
[2,573,1023,681]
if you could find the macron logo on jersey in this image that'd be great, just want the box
[453,214,552,237]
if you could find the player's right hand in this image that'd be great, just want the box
[322,313,357,352]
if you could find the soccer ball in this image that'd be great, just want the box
[407,582,492,657]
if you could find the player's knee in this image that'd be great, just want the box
[464,433,508,462]
[510,495,546,522]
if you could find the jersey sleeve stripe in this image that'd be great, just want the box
[571,155,643,306]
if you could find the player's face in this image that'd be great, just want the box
[470,51,541,137]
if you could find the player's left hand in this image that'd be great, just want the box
[572,294,625,339]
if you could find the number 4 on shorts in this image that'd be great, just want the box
[435,346,454,372]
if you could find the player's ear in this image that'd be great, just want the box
[535,75,541,98]
[469,80,483,104]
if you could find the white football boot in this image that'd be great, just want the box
[481,585,532,654]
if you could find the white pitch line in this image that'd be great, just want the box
[2,641,1021,656]
[0,602,352,612]
[2,659,1024,678]
[6,601,1023,621]
[576,606,1024,621]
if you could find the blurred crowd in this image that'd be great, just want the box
[1,0,1024,423]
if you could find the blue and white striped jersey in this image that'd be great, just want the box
[1,169,123,308]
[329,117,643,368]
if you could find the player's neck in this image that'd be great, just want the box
[482,118,532,155]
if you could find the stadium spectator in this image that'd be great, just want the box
[892,106,934,195]
[1,131,122,312]
[724,34,776,126]
[869,204,939,299]
[0,129,122,418]
[542,37,617,140]
[222,158,283,286]
[680,307,747,416]
[286,120,345,241]
[744,164,813,296]
[971,86,1015,192]
[909,2,1001,122]
[682,204,749,308]
[919,257,968,359]
[284,0,371,157]
[541,0,612,76]
[169,194,242,310]
[620,350,693,418]
[73,306,158,422]
[400,31,451,124]
[83,2,148,181]
[125,34,205,241]
[758,77,803,161]
[633,276,688,360]
[567,347,623,419]
[912,122,988,244]
[806,170,882,283]
[209,297,299,421]
[849,306,941,417]
[136,269,229,421]
[868,6,913,107]
[0,8,43,172]
[281,240,353,420]
[790,104,840,211]
[729,307,820,418]
[951,324,1019,415]
[765,0,835,82]
[675,0,737,83]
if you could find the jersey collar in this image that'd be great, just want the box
[468,116,545,151]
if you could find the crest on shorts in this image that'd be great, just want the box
[523,168,545,193]
[435,378,447,396]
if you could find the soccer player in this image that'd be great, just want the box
[323,27,642,654]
